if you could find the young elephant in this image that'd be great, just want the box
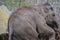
[8,3,56,40]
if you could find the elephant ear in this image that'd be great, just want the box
[43,7,49,13]
[43,2,54,13]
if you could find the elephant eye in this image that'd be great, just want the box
[52,14,55,17]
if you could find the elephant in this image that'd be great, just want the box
[8,3,57,40]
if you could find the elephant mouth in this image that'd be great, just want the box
[46,21,58,31]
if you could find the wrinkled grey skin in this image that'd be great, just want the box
[38,3,58,31]
[8,3,56,40]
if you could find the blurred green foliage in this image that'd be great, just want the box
[5,0,32,10]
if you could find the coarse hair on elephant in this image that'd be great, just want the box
[8,3,57,40]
